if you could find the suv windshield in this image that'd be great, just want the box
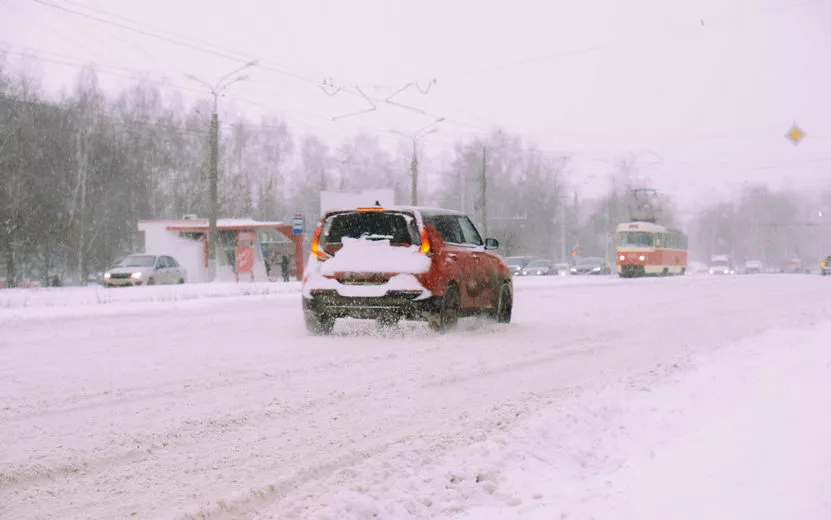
[118,255,156,268]
[321,211,420,249]
[526,259,549,267]
[711,259,730,267]
[578,258,603,266]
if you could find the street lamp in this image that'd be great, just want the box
[186,61,258,279]
[392,118,444,206]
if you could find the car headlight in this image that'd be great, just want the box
[131,272,143,279]
[592,266,601,271]
[639,255,646,261]
[709,269,714,274]
[104,273,111,279]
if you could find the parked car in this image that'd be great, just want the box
[520,258,554,276]
[554,262,571,276]
[103,254,187,287]
[571,257,611,275]
[781,258,806,274]
[744,260,763,274]
[302,206,513,334]
[504,256,536,277]
[821,256,831,276]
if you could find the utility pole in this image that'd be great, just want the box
[187,61,257,280]
[560,200,566,262]
[410,140,418,206]
[481,145,488,239]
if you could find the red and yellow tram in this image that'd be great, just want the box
[616,221,688,277]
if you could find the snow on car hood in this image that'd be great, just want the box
[319,237,430,276]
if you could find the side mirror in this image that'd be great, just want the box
[485,238,499,250]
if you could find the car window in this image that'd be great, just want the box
[118,255,156,268]
[457,217,483,246]
[157,257,168,268]
[425,215,464,245]
[321,211,419,246]
[165,256,179,268]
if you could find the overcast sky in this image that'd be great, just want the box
[1,0,830,214]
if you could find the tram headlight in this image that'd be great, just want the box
[639,255,646,261]
[619,255,625,261]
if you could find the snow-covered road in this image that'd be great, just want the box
[1,275,830,519]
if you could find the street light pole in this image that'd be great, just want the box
[392,118,444,206]
[187,61,258,280]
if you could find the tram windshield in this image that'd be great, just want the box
[618,231,654,247]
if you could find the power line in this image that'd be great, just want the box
[444,0,826,80]
[30,0,324,86]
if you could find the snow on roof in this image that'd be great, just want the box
[139,218,285,232]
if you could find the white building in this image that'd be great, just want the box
[137,218,304,283]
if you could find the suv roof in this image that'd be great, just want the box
[323,205,462,215]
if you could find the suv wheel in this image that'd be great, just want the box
[305,311,335,335]
[490,282,512,324]
[429,283,460,333]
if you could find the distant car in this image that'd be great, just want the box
[781,258,805,274]
[104,254,187,287]
[708,255,733,275]
[571,257,611,275]
[822,256,831,276]
[554,263,571,276]
[745,260,763,274]
[302,206,513,334]
[504,256,536,277]
[520,259,554,276]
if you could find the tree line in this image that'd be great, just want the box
[2,61,829,286]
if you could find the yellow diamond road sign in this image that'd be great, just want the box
[785,123,806,146]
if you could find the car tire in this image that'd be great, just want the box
[490,282,512,324]
[429,283,460,333]
[305,311,335,335]
[178,278,185,284]
[147,277,155,285]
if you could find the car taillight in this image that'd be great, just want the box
[419,228,431,255]
[310,227,329,260]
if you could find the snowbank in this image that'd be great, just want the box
[0,282,300,322]
[292,321,831,519]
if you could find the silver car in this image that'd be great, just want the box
[104,254,187,287]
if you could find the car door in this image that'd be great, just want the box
[456,216,492,308]
[166,256,183,283]
[424,215,476,309]
[154,256,169,284]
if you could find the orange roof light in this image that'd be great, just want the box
[310,226,329,260]
[356,206,384,212]
[419,228,431,255]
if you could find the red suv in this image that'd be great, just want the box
[302,206,513,334]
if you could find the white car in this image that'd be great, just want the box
[104,254,187,287]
